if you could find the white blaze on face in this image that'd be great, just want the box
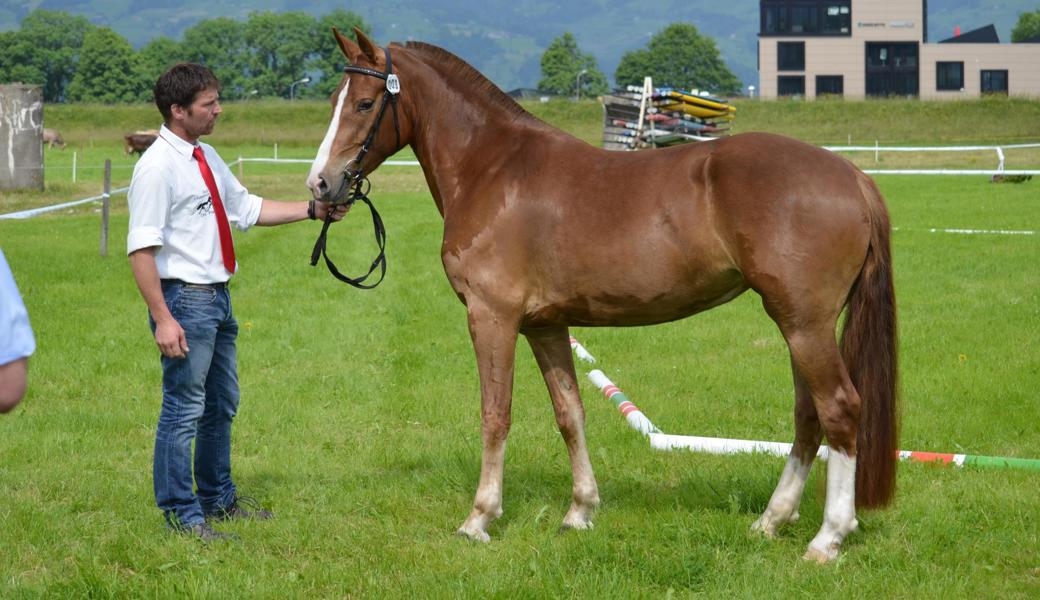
[307,79,351,194]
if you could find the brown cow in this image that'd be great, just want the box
[43,128,66,150]
[124,132,157,155]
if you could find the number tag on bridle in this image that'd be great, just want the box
[386,74,401,95]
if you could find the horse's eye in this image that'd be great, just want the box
[357,99,375,112]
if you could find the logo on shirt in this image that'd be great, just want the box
[194,197,214,217]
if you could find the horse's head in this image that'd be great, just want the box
[307,28,410,203]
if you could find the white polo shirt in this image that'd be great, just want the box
[127,124,263,284]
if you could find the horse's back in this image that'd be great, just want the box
[457,130,877,329]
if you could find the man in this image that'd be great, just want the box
[127,63,345,541]
[0,248,35,413]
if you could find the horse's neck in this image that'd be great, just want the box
[404,58,548,217]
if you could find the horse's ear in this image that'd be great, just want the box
[354,27,381,63]
[333,27,362,62]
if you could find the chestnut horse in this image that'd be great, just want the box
[308,29,898,563]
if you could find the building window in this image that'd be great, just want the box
[778,76,805,96]
[816,75,843,96]
[866,42,919,97]
[823,3,850,33]
[936,62,964,91]
[778,42,805,71]
[762,1,851,36]
[981,70,1008,94]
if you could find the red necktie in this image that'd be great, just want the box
[192,146,236,274]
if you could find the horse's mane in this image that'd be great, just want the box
[400,41,535,122]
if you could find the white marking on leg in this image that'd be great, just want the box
[457,450,505,542]
[752,454,812,536]
[560,429,599,531]
[307,80,351,193]
[805,450,858,562]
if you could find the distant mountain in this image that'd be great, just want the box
[0,1,1034,91]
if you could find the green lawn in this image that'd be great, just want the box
[0,161,1037,596]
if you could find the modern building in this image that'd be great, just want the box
[757,0,1040,99]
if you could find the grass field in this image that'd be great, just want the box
[2,152,1039,596]
[1,99,1039,596]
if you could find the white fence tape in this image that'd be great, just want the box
[824,141,1040,175]
[864,169,1040,175]
[1,147,1035,221]
[235,158,419,166]
[0,186,129,219]
[0,157,420,220]
[893,226,1034,236]
[824,142,1040,152]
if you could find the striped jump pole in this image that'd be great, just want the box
[570,335,1040,472]
[897,451,1040,471]
[568,335,596,364]
[649,433,829,460]
[587,370,661,435]
[649,434,1040,472]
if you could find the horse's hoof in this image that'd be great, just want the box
[560,506,595,532]
[559,519,594,533]
[751,510,800,538]
[456,526,490,543]
[752,519,777,536]
[802,545,838,564]
[750,517,779,539]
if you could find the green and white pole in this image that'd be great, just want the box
[571,335,1040,472]
[588,369,661,435]
[647,433,1040,471]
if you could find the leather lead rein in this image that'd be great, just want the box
[310,46,400,290]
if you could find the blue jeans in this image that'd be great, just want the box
[151,280,239,528]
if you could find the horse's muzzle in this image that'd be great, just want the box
[313,172,355,205]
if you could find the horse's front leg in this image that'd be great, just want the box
[526,327,599,531]
[456,305,519,542]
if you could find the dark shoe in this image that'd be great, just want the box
[184,521,238,542]
[206,495,273,522]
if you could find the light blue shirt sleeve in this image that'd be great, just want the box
[0,249,35,364]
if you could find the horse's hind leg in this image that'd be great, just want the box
[456,306,520,542]
[751,365,821,537]
[526,327,599,530]
[774,323,863,563]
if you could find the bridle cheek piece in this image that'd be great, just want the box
[309,46,401,290]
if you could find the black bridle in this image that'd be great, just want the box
[309,46,401,289]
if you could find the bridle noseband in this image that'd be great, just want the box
[310,46,401,290]
[339,47,402,188]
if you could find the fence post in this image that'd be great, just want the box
[875,140,880,163]
[274,143,278,159]
[99,159,110,257]
[0,84,43,191]
[238,155,243,180]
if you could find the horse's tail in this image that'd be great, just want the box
[841,174,899,509]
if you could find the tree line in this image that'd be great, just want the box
[0,9,368,103]
[3,9,743,104]
[4,7,1040,105]
[539,24,743,98]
